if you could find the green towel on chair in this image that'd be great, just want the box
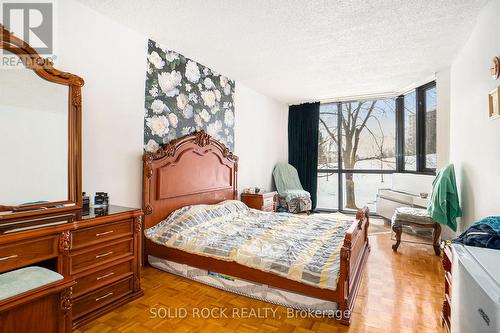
[427,164,462,232]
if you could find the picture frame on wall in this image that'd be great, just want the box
[489,86,500,119]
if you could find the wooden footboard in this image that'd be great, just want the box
[337,207,370,325]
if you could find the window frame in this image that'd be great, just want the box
[317,81,437,213]
[398,80,436,175]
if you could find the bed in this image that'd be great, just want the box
[142,131,370,325]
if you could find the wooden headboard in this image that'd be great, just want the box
[142,131,238,230]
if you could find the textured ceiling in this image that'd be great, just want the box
[77,0,487,103]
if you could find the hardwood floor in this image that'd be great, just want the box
[76,232,444,333]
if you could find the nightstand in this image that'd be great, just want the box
[240,191,278,212]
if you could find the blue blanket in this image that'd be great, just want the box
[453,216,500,250]
[471,216,500,231]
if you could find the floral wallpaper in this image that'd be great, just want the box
[144,39,235,152]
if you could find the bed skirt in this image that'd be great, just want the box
[148,255,338,313]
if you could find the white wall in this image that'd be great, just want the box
[57,0,147,208]
[436,68,451,170]
[55,0,287,207]
[449,0,500,230]
[234,83,288,192]
[436,68,455,239]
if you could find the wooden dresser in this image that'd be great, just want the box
[240,191,278,212]
[0,205,144,330]
[0,26,143,332]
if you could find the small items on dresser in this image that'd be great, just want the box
[94,192,109,207]
[240,191,278,212]
[243,187,261,194]
[82,192,90,213]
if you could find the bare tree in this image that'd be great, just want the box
[319,101,392,209]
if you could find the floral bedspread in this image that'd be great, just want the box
[145,200,353,290]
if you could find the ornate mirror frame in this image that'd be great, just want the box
[0,25,84,220]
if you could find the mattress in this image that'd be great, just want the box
[148,255,338,313]
[145,200,353,291]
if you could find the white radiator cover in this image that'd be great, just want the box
[375,173,434,219]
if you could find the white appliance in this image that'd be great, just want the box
[452,244,500,333]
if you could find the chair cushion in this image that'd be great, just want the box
[0,266,63,301]
[392,207,435,226]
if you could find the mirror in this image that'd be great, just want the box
[0,25,83,219]
[0,51,69,206]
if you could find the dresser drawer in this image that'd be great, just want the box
[70,239,133,274]
[72,219,133,249]
[0,236,58,272]
[73,259,134,298]
[73,277,133,319]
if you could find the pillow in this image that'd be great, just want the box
[145,200,249,237]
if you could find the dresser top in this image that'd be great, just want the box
[80,205,140,220]
[0,205,141,236]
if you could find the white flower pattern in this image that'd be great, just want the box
[146,115,169,137]
[183,105,194,119]
[224,110,234,126]
[158,70,182,97]
[201,90,216,108]
[200,109,211,122]
[176,94,189,110]
[151,99,166,114]
[144,39,235,152]
[144,139,160,153]
[204,77,215,89]
[148,51,165,69]
[185,60,201,83]
[168,113,178,128]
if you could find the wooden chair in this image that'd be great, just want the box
[391,207,442,256]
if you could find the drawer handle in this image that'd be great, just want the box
[0,254,18,262]
[96,272,115,281]
[95,251,113,259]
[95,292,113,302]
[96,230,114,237]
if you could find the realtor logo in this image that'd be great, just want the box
[2,1,53,54]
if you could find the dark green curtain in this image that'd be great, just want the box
[288,102,320,210]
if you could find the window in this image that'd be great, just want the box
[317,81,436,213]
[341,100,396,170]
[318,102,339,210]
[424,85,437,170]
[317,98,396,213]
[404,81,437,173]
[342,173,393,211]
[318,103,338,169]
[403,91,417,171]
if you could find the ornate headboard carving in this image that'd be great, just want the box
[143,131,238,230]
